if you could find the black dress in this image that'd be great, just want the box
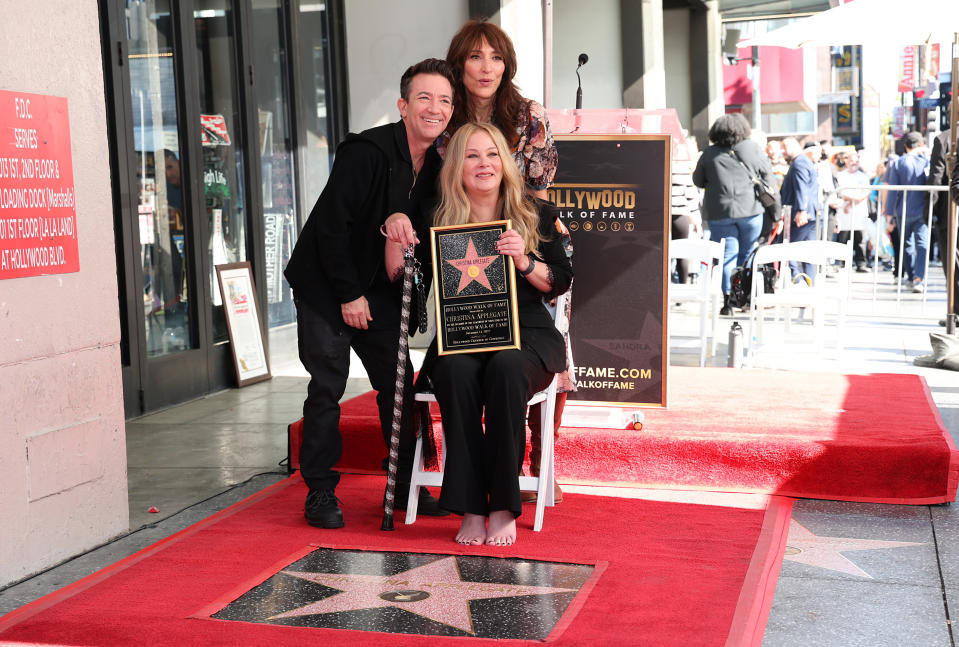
[431,201,573,518]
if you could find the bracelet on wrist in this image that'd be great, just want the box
[517,253,536,277]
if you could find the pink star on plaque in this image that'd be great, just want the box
[446,237,498,293]
[271,556,576,634]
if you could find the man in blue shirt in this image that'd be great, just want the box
[780,139,821,281]
[884,131,930,291]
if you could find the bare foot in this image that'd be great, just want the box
[455,513,487,545]
[485,510,516,546]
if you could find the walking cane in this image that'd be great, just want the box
[382,243,422,531]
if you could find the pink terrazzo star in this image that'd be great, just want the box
[446,237,498,293]
[784,520,924,579]
[271,556,576,634]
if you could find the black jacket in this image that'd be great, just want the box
[284,120,440,323]
[929,128,951,223]
[693,140,773,221]
[513,201,573,373]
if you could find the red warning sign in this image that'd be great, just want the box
[0,90,79,280]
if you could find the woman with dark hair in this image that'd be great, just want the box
[442,20,557,198]
[693,113,773,314]
[443,20,571,502]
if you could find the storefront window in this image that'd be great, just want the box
[126,0,192,357]
[194,0,248,342]
[297,3,333,216]
[253,0,298,328]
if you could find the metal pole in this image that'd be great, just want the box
[543,0,552,110]
[751,46,761,132]
[947,34,958,333]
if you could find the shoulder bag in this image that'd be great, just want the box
[729,149,781,220]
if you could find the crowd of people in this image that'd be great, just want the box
[688,112,957,309]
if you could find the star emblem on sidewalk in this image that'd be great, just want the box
[783,520,924,579]
[446,237,498,293]
[271,555,578,634]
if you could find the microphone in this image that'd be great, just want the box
[576,53,588,110]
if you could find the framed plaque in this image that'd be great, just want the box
[430,220,520,355]
[215,262,271,387]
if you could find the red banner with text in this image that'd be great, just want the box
[898,46,916,93]
[0,90,79,279]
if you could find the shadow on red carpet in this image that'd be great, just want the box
[329,367,958,504]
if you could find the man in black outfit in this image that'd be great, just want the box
[284,59,455,528]
[932,127,959,322]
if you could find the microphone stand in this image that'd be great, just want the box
[576,65,584,110]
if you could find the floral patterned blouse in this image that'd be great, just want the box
[436,99,558,191]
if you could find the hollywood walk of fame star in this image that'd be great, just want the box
[270,555,577,634]
[446,237,498,293]
[783,520,925,579]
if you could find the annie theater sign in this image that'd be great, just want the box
[0,90,79,279]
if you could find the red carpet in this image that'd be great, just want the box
[330,368,958,504]
[0,474,792,647]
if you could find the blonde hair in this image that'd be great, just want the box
[434,122,543,254]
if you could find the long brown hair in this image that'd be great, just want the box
[434,122,543,254]
[445,20,525,148]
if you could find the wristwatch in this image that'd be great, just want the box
[517,253,536,277]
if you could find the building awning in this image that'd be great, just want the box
[723,45,815,113]
[719,0,829,21]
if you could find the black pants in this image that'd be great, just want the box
[836,230,867,267]
[936,215,959,316]
[671,214,695,283]
[432,348,551,519]
[295,295,416,492]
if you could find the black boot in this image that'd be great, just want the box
[305,488,344,528]
[720,294,733,316]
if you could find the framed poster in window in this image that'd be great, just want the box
[430,220,520,355]
[215,262,271,386]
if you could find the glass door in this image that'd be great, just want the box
[193,1,249,343]
[252,0,298,329]
[104,0,344,415]
[127,0,193,357]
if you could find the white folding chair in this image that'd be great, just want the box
[668,237,726,366]
[404,290,569,532]
[747,240,852,362]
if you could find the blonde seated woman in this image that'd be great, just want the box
[385,122,572,546]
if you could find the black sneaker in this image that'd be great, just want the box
[391,486,450,516]
[304,488,344,528]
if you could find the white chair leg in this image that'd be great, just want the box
[698,299,708,367]
[404,431,425,525]
[534,386,557,532]
[710,294,720,357]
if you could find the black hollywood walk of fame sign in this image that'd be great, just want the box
[210,548,597,640]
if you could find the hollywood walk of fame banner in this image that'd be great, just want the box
[548,134,670,408]
[429,220,520,355]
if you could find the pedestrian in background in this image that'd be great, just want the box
[693,113,773,315]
